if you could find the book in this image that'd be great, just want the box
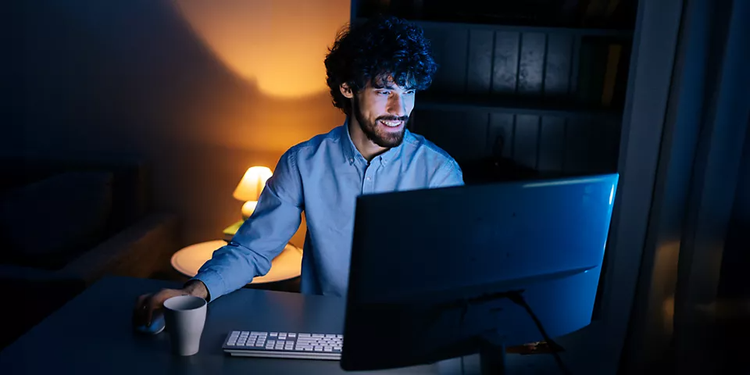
[601,43,622,107]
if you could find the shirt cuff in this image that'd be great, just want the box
[191,269,226,303]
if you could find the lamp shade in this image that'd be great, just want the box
[233,166,273,202]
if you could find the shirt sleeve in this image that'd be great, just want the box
[191,148,304,302]
[430,158,465,188]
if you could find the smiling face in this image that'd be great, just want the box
[342,76,416,149]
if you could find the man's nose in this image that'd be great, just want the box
[387,94,406,117]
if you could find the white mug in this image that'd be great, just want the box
[163,295,207,356]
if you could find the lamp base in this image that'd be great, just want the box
[241,201,258,220]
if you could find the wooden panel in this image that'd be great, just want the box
[513,114,539,169]
[421,25,447,92]
[488,113,515,158]
[460,112,492,161]
[466,30,494,95]
[544,34,573,97]
[518,33,547,95]
[413,110,488,162]
[491,32,520,94]
[437,29,469,92]
[568,36,582,94]
[537,116,566,172]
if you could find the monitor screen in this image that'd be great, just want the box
[341,173,619,372]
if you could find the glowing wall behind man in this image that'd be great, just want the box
[15,0,350,246]
[176,0,349,98]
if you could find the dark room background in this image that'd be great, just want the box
[5,0,353,247]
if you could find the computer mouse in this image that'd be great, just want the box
[134,314,165,335]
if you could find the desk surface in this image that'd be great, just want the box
[0,276,438,375]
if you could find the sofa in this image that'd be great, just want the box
[0,156,181,349]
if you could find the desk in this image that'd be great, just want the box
[0,276,438,375]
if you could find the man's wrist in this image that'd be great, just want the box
[183,279,209,301]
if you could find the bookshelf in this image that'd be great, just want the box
[416,93,622,120]
[355,18,634,38]
[351,0,636,182]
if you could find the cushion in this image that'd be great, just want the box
[0,157,150,233]
[0,171,113,269]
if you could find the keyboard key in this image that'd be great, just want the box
[223,330,343,359]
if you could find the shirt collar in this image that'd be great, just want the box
[340,118,406,166]
[341,119,361,165]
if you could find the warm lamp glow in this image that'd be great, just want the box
[173,0,350,98]
[241,201,259,219]
[233,166,273,202]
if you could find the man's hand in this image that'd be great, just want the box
[132,280,209,328]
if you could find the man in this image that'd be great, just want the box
[133,15,463,327]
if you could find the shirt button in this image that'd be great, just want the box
[366,177,371,181]
[349,158,354,163]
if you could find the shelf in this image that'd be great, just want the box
[415,94,622,119]
[414,19,634,38]
[353,17,634,38]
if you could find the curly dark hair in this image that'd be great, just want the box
[324,15,438,115]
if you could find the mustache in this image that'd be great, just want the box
[376,115,409,122]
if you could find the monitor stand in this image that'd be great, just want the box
[479,330,507,375]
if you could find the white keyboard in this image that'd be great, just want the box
[222,330,343,360]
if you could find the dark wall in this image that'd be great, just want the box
[7,0,350,246]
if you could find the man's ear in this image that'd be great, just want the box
[339,83,354,99]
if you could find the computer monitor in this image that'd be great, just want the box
[340,173,619,374]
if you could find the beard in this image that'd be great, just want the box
[352,95,408,148]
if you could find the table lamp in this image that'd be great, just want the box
[233,166,273,219]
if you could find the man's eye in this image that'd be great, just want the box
[378,91,390,95]
[405,90,415,95]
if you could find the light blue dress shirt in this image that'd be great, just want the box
[193,121,463,301]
